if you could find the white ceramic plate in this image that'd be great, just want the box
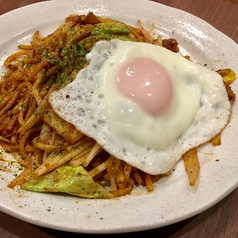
[0,0,237,234]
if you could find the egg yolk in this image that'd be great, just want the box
[116,57,173,116]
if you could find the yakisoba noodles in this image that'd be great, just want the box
[0,13,236,198]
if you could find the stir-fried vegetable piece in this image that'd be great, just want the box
[21,164,113,198]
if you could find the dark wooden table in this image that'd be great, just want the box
[0,0,237,237]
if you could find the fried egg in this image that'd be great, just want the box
[49,39,231,175]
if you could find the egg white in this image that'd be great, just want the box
[49,39,231,175]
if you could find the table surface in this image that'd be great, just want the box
[0,0,237,237]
